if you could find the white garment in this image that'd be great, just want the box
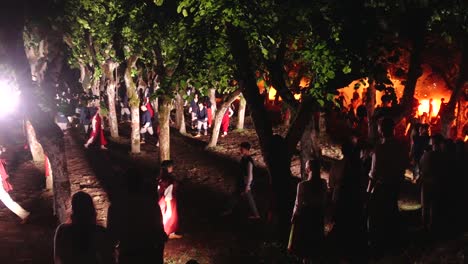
[164,184,173,201]
[0,179,30,220]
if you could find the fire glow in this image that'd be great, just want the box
[417,99,441,117]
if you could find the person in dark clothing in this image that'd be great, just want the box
[222,142,260,219]
[107,168,167,264]
[331,140,368,262]
[194,101,208,137]
[140,105,154,145]
[411,123,430,182]
[188,94,199,130]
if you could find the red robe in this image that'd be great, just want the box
[158,184,179,235]
[88,114,107,146]
[0,159,13,192]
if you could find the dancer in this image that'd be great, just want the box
[221,105,234,137]
[158,160,182,239]
[0,146,30,223]
[84,107,108,150]
[194,101,208,137]
[54,191,115,264]
[188,93,199,130]
[140,105,155,145]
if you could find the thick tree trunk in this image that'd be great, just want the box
[106,81,119,138]
[441,43,467,138]
[124,55,140,154]
[25,119,45,162]
[0,7,71,222]
[300,116,313,180]
[236,94,246,130]
[207,89,241,148]
[175,92,186,134]
[282,106,291,127]
[159,98,172,161]
[209,88,217,115]
[367,80,377,141]
[228,25,296,242]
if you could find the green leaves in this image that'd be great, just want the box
[153,0,163,6]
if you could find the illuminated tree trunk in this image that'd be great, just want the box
[124,55,140,154]
[106,80,119,138]
[159,97,172,161]
[25,119,45,162]
[208,89,241,148]
[209,88,217,115]
[282,106,291,127]
[175,92,186,134]
[236,94,246,130]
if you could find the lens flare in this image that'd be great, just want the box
[0,80,21,115]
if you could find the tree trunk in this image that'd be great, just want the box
[175,92,186,134]
[282,106,291,127]
[25,119,45,162]
[236,94,246,130]
[207,89,241,148]
[159,97,172,161]
[209,88,217,115]
[440,42,467,137]
[106,80,119,138]
[300,116,313,180]
[367,79,377,141]
[124,55,140,154]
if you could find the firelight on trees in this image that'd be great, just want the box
[0,80,20,115]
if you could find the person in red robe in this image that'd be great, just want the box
[221,105,234,137]
[84,107,108,150]
[0,145,30,223]
[158,160,181,239]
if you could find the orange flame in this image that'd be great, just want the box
[417,99,441,117]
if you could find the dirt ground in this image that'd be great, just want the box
[0,116,467,263]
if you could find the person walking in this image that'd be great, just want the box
[188,93,199,130]
[54,191,115,264]
[288,159,327,263]
[194,101,208,137]
[222,142,260,219]
[0,145,30,224]
[140,105,155,145]
[158,160,182,239]
[84,107,108,150]
[221,105,234,137]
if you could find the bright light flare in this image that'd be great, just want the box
[417,99,441,117]
[0,80,21,115]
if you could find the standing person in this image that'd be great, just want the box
[188,93,199,130]
[206,99,213,128]
[140,105,155,145]
[221,105,234,137]
[194,101,208,137]
[84,107,108,150]
[108,168,167,264]
[288,159,327,263]
[222,142,260,219]
[0,146,30,223]
[79,101,92,133]
[411,123,430,182]
[158,160,182,239]
[120,94,131,123]
[367,118,407,256]
[54,191,115,264]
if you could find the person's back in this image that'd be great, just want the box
[373,138,406,188]
[54,224,114,264]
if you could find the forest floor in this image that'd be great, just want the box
[0,116,467,263]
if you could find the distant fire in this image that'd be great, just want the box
[417,99,441,117]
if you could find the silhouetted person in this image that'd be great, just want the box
[332,140,367,262]
[288,159,327,263]
[107,168,167,264]
[411,123,430,182]
[54,191,115,264]
[367,118,407,256]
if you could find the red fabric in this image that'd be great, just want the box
[207,108,213,127]
[221,112,230,133]
[146,102,154,118]
[45,156,50,177]
[88,114,107,146]
[0,159,13,192]
[158,197,179,235]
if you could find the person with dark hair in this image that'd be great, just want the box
[107,168,167,264]
[140,105,155,145]
[54,191,115,264]
[188,93,199,130]
[419,134,446,233]
[411,123,430,182]
[222,142,260,219]
[221,105,234,137]
[331,140,368,262]
[158,161,182,239]
[288,159,327,263]
[205,98,213,128]
[84,106,108,150]
[367,118,407,256]
[194,101,208,137]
